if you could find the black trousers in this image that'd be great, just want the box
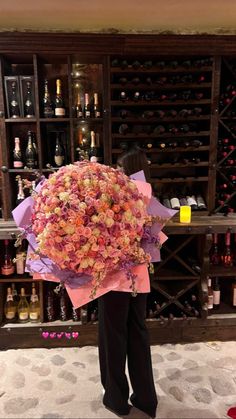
[98,291,158,417]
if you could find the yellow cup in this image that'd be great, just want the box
[180,205,191,223]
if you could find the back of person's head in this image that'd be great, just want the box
[117,145,150,181]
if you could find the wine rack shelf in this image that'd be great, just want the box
[0,33,236,348]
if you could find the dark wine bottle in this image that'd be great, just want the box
[59,287,68,321]
[153,125,165,135]
[213,278,221,309]
[156,110,165,119]
[55,79,65,117]
[120,60,128,69]
[132,60,141,69]
[143,60,153,69]
[54,133,65,167]
[119,77,128,85]
[43,79,54,118]
[46,288,56,321]
[118,123,129,135]
[25,131,36,169]
[10,81,20,118]
[24,81,35,118]
[131,77,140,85]
[142,110,154,119]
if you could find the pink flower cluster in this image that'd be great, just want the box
[32,162,151,291]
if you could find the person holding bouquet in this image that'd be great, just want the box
[98,146,158,418]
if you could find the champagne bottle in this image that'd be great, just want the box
[1,240,15,276]
[11,283,19,304]
[25,131,36,169]
[43,79,54,118]
[55,79,65,117]
[93,93,101,118]
[84,93,91,118]
[4,287,17,321]
[89,131,98,162]
[10,81,20,118]
[32,132,38,167]
[29,286,40,322]
[13,137,23,168]
[75,93,83,118]
[24,81,35,118]
[213,278,221,309]
[54,133,65,167]
[18,288,29,322]
[207,277,213,310]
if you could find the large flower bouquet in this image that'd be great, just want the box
[13,161,177,307]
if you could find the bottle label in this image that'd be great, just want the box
[13,161,23,168]
[213,290,221,305]
[1,265,15,275]
[186,196,197,206]
[85,111,91,118]
[95,111,101,118]
[31,295,39,303]
[55,108,65,117]
[7,295,13,302]
[30,312,39,320]
[6,311,16,320]
[77,111,83,118]
[19,312,29,320]
[54,156,64,166]
[170,197,180,209]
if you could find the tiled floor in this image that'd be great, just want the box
[0,341,236,418]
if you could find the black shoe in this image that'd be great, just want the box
[130,395,157,418]
[104,404,132,417]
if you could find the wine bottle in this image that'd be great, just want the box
[132,60,141,69]
[131,77,140,85]
[4,287,17,322]
[1,240,15,276]
[120,60,128,69]
[178,109,191,118]
[18,288,29,323]
[193,107,202,116]
[133,91,140,101]
[11,283,19,304]
[209,234,221,265]
[142,110,154,119]
[118,123,129,135]
[29,286,40,322]
[15,241,26,274]
[143,60,153,69]
[182,90,191,101]
[156,110,165,119]
[84,93,91,118]
[80,304,88,324]
[89,131,98,162]
[182,60,192,68]
[24,81,35,118]
[156,76,167,85]
[170,193,180,210]
[32,132,38,168]
[119,91,127,101]
[162,194,171,209]
[221,232,233,267]
[156,61,165,69]
[111,59,119,67]
[232,278,236,307]
[59,286,68,321]
[10,81,20,118]
[119,77,128,85]
[55,79,65,117]
[196,194,207,210]
[72,306,80,322]
[75,93,83,118]
[43,79,54,118]
[13,137,23,168]
[186,193,198,210]
[153,125,165,135]
[169,60,178,69]
[93,93,101,118]
[207,277,213,310]
[145,77,153,85]
[167,109,177,118]
[54,133,65,167]
[191,140,203,148]
[46,288,56,321]
[213,278,221,309]
[25,131,36,169]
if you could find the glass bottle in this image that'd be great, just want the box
[18,287,29,323]
[221,232,233,267]
[232,277,236,307]
[72,306,80,322]
[13,137,23,168]
[55,79,65,117]
[54,133,65,167]
[4,287,17,322]
[25,131,36,169]
[93,93,101,118]
[89,131,98,162]
[1,240,15,276]
[59,286,68,321]
[75,93,83,118]
[84,93,91,118]
[10,81,20,118]
[15,241,26,275]
[80,304,88,324]
[46,287,56,322]
[24,81,35,118]
[16,177,25,206]
[209,233,221,266]
[29,286,40,322]
[43,79,54,118]
[207,277,213,310]
[213,277,221,309]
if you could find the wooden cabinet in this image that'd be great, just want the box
[0,33,236,349]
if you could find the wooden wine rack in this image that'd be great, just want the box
[0,33,236,349]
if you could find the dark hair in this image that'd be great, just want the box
[117,146,150,181]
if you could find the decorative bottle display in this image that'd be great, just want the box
[1,240,15,276]
[93,93,101,118]
[24,81,35,118]
[16,177,25,206]
[207,277,213,310]
[222,232,233,267]
[29,286,40,322]
[213,277,221,309]
[75,93,83,118]
[84,93,91,118]
[43,79,54,118]
[54,133,65,167]
[25,131,36,169]
[209,234,221,265]
[18,288,29,323]
[55,79,65,117]
[4,287,17,321]
[13,137,23,168]
[10,81,20,118]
